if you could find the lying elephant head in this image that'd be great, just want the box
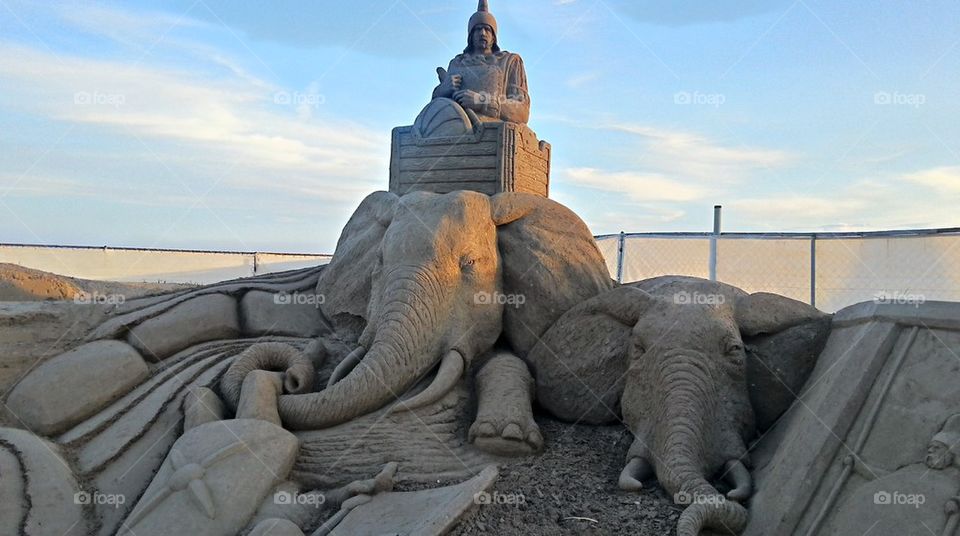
[275,190,614,430]
[527,276,830,536]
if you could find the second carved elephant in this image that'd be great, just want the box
[519,276,831,536]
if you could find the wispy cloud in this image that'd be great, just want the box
[904,166,960,194]
[562,168,709,202]
[730,168,960,231]
[600,123,794,182]
[0,41,386,204]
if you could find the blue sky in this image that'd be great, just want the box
[1,0,958,253]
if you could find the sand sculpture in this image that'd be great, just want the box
[2,2,958,535]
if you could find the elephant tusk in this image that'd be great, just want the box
[389,349,465,414]
[328,345,366,388]
[618,457,653,492]
[723,459,753,501]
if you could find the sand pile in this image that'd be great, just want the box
[0,263,193,302]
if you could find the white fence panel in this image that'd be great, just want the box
[717,238,811,304]
[0,245,330,286]
[596,230,960,313]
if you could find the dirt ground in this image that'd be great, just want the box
[449,419,680,536]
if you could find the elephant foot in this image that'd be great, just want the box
[470,352,543,456]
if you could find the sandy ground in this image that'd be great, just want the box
[0,263,192,426]
[0,262,192,302]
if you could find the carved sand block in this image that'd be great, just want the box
[240,290,331,338]
[120,419,299,536]
[0,428,86,536]
[127,293,240,361]
[248,518,305,536]
[328,465,499,536]
[745,301,960,536]
[5,340,149,435]
[389,121,550,197]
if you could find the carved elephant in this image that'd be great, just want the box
[524,276,831,536]
[226,190,614,450]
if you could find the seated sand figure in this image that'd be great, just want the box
[416,0,530,136]
[391,0,550,196]
[831,414,960,535]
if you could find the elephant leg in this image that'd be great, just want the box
[469,352,543,456]
[722,459,752,501]
[619,438,653,491]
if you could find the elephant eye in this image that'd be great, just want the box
[460,257,477,269]
[725,341,744,354]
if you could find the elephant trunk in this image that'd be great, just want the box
[653,352,749,536]
[220,342,316,411]
[278,270,447,430]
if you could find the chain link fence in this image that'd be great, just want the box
[0,244,331,285]
[596,229,960,313]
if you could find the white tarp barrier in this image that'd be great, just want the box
[717,238,811,304]
[596,232,960,313]
[0,245,330,286]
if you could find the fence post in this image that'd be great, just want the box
[616,232,626,283]
[810,235,817,308]
[709,205,722,281]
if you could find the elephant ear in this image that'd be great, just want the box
[490,193,616,356]
[527,286,656,424]
[317,191,399,338]
[735,293,833,432]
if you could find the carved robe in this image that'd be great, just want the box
[432,51,530,124]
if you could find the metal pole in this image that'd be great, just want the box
[810,235,817,307]
[709,206,721,281]
[616,231,626,283]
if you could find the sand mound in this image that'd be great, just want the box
[0,263,193,302]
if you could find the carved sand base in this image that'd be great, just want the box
[1,265,500,536]
[292,379,495,490]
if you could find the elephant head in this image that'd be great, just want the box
[274,190,613,430]
[527,276,830,536]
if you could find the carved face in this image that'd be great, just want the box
[471,24,495,54]
[925,440,953,470]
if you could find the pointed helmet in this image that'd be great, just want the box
[468,0,498,39]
